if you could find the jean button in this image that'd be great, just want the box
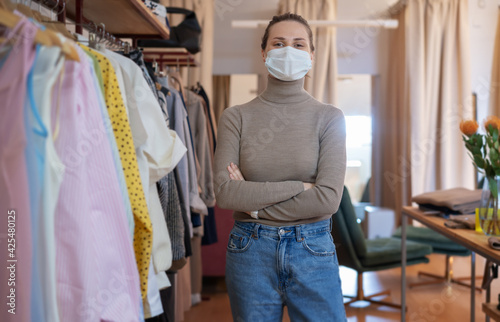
[279,229,285,235]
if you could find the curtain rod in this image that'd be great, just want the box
[232,19,398,29]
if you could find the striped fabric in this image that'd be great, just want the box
[82,45,153,300]
[157,172,186,261]
[54,46,141,321]
[0,18,36,322]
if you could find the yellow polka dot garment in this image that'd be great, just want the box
[80,45,152,299]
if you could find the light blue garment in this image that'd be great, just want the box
[84,53,135,237]
[24,44,47,322]
[225,219,347,322]
[166,88,192,234]
[31,45,65,322]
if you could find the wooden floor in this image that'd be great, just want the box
[183,254,500,321]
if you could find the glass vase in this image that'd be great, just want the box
[479,175,500,236]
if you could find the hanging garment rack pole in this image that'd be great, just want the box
[57,0,66,22]
[75,0,83,34]
[232,19,399,29]
[40,0,131,50]
[142,51,198,67]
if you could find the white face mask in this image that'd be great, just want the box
[264,46,312,81]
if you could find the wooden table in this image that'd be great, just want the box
[401,206,500,322]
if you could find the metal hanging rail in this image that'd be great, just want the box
[232,19,399,29]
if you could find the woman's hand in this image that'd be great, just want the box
[228,162,245,181]
[303,182,315,190]
[228,163,258,217]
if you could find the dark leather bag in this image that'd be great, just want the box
[138,7,202,54]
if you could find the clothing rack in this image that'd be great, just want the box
[2,3,212,322]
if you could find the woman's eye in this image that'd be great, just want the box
[273,42,284,47]
[295,43,304,48]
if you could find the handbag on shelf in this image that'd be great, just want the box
[137,7,202,54]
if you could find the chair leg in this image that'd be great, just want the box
[410,255,483,292]
[344,273,406,311]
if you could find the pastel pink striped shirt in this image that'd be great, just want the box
[0,18,36,322]
[53,46,141,322]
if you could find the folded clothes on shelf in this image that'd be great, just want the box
[412,187,482,215]
[444,214,475,230]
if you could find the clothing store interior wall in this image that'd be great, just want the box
[1,0,500,321]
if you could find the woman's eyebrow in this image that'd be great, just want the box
[272,37,306,41]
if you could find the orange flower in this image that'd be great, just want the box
[484,116,500,132]
[459,119,478,136]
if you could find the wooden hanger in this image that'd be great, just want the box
[0,8,79,61]
[168,71,186,100]
[27,4,79,61]
[0,8,52,46]
[38,0,77,41]
[29,8,79,61]
[0,0,10,10]
[39,14,79,60]
[15,3,35,19]
[41,16,76,41]
[46,28,80,61]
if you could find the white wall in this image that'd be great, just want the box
[213,0,279,75]
[336,0,396,75]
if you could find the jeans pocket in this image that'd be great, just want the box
[227,227,254,253]
[302,231,335,256]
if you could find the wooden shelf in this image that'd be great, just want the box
[66,0,169,39]
[142,48,199,67]
[482,302,500,321]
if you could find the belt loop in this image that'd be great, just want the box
[329,217,333,232]
[253,223,260,240]
[295,225,302,242]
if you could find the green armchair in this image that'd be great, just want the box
[392,225,481,291]
[331,186,433,309]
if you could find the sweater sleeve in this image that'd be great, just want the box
[214,107,305,212]
[257,108,346,221]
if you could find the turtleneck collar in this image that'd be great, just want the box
[259,76,312,105]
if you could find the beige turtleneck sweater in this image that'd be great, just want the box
[214,77,346,226]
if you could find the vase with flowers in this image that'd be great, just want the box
[460,116,500,236]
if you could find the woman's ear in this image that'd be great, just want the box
[310,51,315,62]
[261,49,266,62]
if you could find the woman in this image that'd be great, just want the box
[214,12,347,321]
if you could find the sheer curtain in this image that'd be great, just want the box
[372,8,410,225]
[489,8,500,116]
[212,75,230,126]
[278,0,338,105]
[407,0,474,196]
[373,0,474,224]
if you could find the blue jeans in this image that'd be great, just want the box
[225,219,346,322]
